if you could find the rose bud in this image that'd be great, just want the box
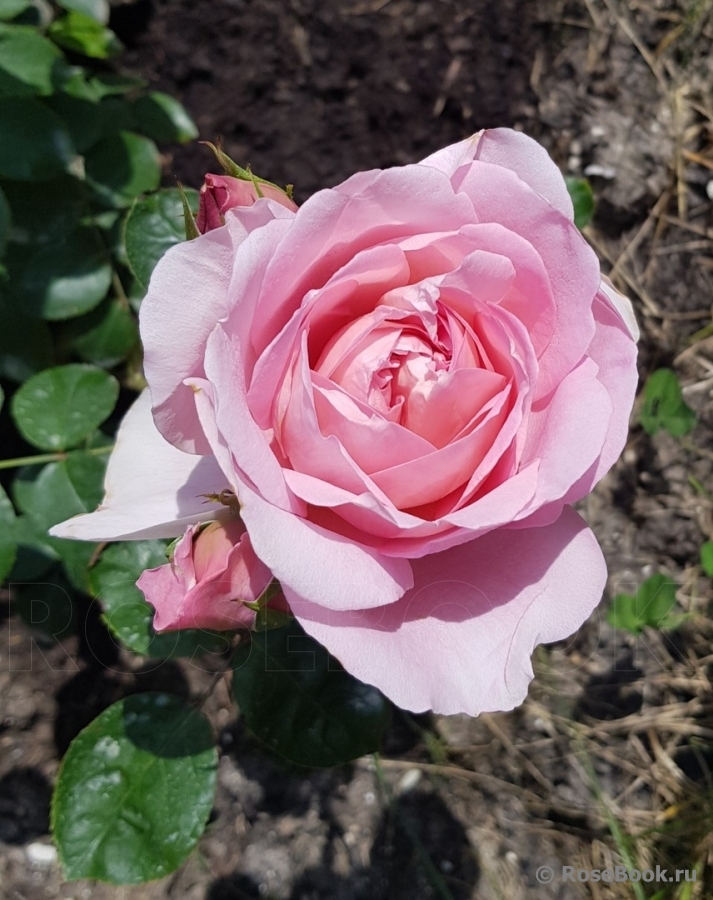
[137,517,273,632]
[196,173,297,233]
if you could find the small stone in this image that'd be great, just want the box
[584,163,616,179]
[396,768,422,795]
[26,842,57,866]
[706,180,713,201]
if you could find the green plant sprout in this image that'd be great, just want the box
[608,574,687,635]
[639,369,697,438]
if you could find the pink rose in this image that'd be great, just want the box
[137,516,272,632]
[52,129,638,715]
[196,173,297,233]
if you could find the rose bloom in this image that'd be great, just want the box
[53,129,638,715]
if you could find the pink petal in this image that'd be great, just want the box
[515,357,613,523]
[197,325,300,512]
[237,483,414,611]
[577,287,638,485]
[453,162,600,398]
[288,507,605,715]
[420,128,574,220]
[49,391,225,541]
[250,165,477,355]
[141,208,293,452]
[600,276,640,341]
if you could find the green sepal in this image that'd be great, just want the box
[200,140,288,196]
[177,181,200,240]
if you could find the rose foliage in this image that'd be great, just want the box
[53,129,638,716]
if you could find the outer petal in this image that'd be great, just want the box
[49,391,225,541]
[141,204,293,453]
[453,161,600,398]
[238,483,414,611]
[419,128,575,220]
[600,276,640,341]
[250,166,477,355]
[288,507,605,715]
[578,288,639,484]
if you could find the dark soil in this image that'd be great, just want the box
[3,0,713,898]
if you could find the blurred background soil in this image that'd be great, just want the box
[3,0,713,897]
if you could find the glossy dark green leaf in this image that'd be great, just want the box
[6,512,58,580]
[12,451,107,591]
[85,131,161,208]
[0,183,9,255]
[46,92,102,152]
[608,574,681,635]
[565,176,595,230]
[0,98,76,180]
[701,542,713,579]
[0,1,32,21]
[0,482,18,583]
[14,576,77,641]
[95,97,135,139]
[233,619,390,767]
[52,693,218,884]
[57,0,110,25]
[89,541,230,659]
[640,368,697,437]
[87,72,146,99]
[65,297,138,367]
[132,92,198,144]
[48,10,122,59]
[0,297,54,381]
[0,176,84,242]
[12,363,118,450]
[124,188,199,288]
[18,227,112,320]
[0,23,67,97]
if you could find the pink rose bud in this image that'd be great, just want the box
[196,173,297,233]
[137,517,274,632]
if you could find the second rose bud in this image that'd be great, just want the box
[196,173,298,233]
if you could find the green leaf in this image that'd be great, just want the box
[48,10,122,59]
[14,576,76,641]
[0,24,67,97]
[89,541,230,659]
[52,693,218,884]
[0,98,76,180]
[0,176,84,242]
[132,92,198,144]
[85,131,161,208]
[11,364,118,450]
[0,1,32,21]
[0,183,9,256]
[0,482,18,583]
[565,176,595,230]
[87,72,146,99]
[64,298,138,368]
[56,0,110,25]
[701,542,713,579]
[608,574,680,635]
[124,188,199,288]
[6,511,58,580]
[95,96,135,138]
[640,368,697,437]
[17,227,112,320]
[233,619,390,767]
[46,92,102,153]
[12,451,106,591]
[0,297,54,382]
